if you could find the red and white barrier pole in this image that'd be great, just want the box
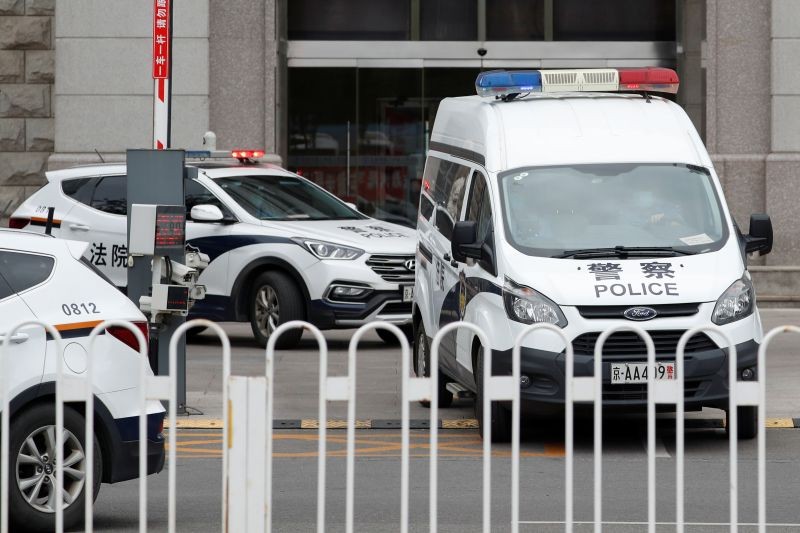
[152,0,171,149]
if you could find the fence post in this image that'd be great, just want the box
[264,321,328,533]
[587,325,654,533]
[169,319,231,533]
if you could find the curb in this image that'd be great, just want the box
[165,417,800,430]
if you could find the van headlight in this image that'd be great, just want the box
[294,238,364,260]
[503,278,567,327]
[712,276,755,325]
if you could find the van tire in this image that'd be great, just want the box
[727,405,758,440]
[414,321,453,408]
[250,271,304,349]
[7,404,102,533]
[475,345,512,443]
[377,325,413,345]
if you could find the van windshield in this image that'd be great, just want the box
[498,163,728,258]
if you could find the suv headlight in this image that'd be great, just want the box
[712,276,755,325]
[294,238,364,260]
[503,278,567,327]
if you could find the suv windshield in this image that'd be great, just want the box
[214,175,364,221]
[498,163,728,258]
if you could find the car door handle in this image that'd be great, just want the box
[0,333,29,344]
[69,223,91,231]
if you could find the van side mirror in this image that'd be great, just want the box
[745,213,772,255]
[190,204,224,222]
[451,221,481,263]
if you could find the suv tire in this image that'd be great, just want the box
[377,325,413,345]
[250,271,305,349]
[8,404,102,533]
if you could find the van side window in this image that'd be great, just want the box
[423,155,470,240]
[466,172,493,246]
[0,251,54,293]
[91,175,127,215]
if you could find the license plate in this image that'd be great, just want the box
[610,362,675,384]
[402,285,414,302]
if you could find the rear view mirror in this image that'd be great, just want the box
[191,204,224,222]
[745,213,772,256]
[451,221,481,263]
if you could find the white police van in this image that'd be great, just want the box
[0,229,164,532]
[413,68,773,441]
[10,153,416,348]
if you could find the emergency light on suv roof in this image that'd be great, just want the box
[185,148,266,163]
[475,67,679,99]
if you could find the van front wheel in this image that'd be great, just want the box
[475,344,511,443]
[414,321,453,408]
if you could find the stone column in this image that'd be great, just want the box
[0,0,53,222]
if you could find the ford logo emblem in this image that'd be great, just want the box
[623,306,658,321]
[404,259,416,271]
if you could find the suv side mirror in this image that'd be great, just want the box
[745,213,772,255]
[191,204,224,222]
[451,221,481,263]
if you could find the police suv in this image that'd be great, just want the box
[0,230,164,532]
[414,69,773,441]
[10,153,417,348]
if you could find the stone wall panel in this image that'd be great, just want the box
[0,50,24,83]
[0,83,49,116]
[25,0,52,16]
[0,0,23,16]
[25,116,51,151]
[0,151,48,185]
[25,49,52,82]
[0,118,24,150]
[0,16,50,49]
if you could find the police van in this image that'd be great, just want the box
[10,153,417,348]
[0,230,164,531]
[413,68,773,441]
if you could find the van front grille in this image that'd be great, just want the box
[570,330,718,358]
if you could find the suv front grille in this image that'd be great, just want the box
[366,254,415,283]
[571,330,718,358]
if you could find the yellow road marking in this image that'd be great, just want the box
[766,417,794,428]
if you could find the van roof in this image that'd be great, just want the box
[430,93,710,173]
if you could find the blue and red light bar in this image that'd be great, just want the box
[475,67,679,99]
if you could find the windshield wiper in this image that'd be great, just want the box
[554,245,696,259]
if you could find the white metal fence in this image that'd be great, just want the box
[0,318,797,532]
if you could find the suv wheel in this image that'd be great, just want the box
[250,271,304,349]
[377,325,413,345]
[8,404,101,533]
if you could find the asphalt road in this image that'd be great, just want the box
[85,309,800,532]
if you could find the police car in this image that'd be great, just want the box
[9,153,417,348]
[0,229,164,532]
[414,69,773,441]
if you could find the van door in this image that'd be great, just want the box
[60,175,128,287]
[455,169,499,372]
[425,156,470,376]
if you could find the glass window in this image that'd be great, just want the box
[421,0,477,40]
[486,0,545,41]
[62,178,97,205]
[0,251,54,293]
[0,270,14,301]
[185,179,235,220]
[554,0,676,41]
[498,164,728,258]
[288,0,411,40]
[466,172,493,244]
[91,176,127,215]
[425,157,469,240]
[214,175,364,221]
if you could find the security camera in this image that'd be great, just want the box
[477,48,487,57]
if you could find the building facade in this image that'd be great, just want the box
[0,0,797,301]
